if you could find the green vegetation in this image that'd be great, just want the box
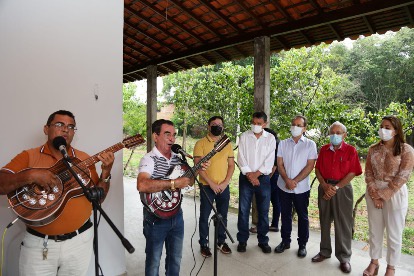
[123,28,414,255]
[123,136,414,255]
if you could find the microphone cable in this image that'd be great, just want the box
[1,218,19,276]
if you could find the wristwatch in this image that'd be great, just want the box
[335,185,340,190]
[100,174,111,183]
[170,179,176,191]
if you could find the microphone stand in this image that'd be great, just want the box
[180,155,234,276]
[60,158,135,276]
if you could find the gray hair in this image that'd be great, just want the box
[329,121,347,133]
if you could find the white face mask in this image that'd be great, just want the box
[251,124,262,134]
[378,128,394,141]
[290,126,303,137]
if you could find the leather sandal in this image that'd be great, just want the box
[363,260,379,276]
[385,265,395,276]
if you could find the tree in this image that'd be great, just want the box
[123,83,146,137]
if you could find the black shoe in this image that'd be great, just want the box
[269,225,279,232]
[297,245,307,258]
[237,242,247,252]
[258,243,271,253]
[274,241,290,253]
[200,245,212,258]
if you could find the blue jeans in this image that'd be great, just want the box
[199,185,230,246]
[143,209,184,276]
[270,173,281,227]
[237,173,271,244]
[279,188,310,246]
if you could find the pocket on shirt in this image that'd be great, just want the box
[340,160,351,175]
[390,184,408,211]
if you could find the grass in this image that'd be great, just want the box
[123,136,414,255]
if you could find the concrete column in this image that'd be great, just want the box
[146,65,157,152]
[254,36,270,118]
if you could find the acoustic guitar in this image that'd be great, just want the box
[140,135,230,219]
[7,134,145,226]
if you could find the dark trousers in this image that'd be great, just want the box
[270,173,281,227]
[198,185,230,246]
[237,173,271,244]
[279,188,310,246]
[318,184,353,262]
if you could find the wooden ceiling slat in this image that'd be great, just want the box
[125,4,187,50]
[169,0,223,38]
[199,0,241,34]
[123,0,414,82]
[124,22,171,54]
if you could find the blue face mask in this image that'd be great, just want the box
[330,134,343,146]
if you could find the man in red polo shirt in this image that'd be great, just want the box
[312,121,362,274]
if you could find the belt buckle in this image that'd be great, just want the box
[54,233,75,242]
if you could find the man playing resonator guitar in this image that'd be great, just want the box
[137,119,211,276]
[0,110,115,276]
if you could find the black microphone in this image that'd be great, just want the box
[52,136,70,161]
[171,144,193,159]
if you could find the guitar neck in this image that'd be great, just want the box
[182,150,217,178]
[81,142,125,168]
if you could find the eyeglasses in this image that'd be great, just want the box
[291,124,304,127]
[49,122,77,131]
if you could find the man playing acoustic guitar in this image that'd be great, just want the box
[0,110,115,276]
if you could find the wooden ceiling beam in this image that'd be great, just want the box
[186,57,203,67]
[328,23,342,40]
[214,49,231,61]
[156,66,170,75]
[300,30,313,44]
[274,36,289,50]
[308,0,324,14]
[198,0,241,33]
[125,4,187,49]
[199,54,215,64]
[124,41,152,60]
[124,0,414,76]
[138,0,204,44]
[362,16,375,33]
[123,74,137,83]
[123,52,139,63]
[168,0,223,37]
[235,0,266,28]
[269,0,293,21]
[404,6,414,25]
[124,21,174,53]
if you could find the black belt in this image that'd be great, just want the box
[27,219,92,242]
[325,179,339,185]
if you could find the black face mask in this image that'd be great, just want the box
[210,125,223,136]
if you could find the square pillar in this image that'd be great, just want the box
[254,36,270,118]
[146,65,157,152]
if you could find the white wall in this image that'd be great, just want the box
[0,1,126,275]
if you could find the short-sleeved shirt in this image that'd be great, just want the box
[277,136,318,194]
[1,143,99,235]
[315,142,362,181]
[193,135,234,185]
[138,146,182,179]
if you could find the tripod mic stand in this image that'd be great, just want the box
[60,158,135,276]
[180,156,234,276]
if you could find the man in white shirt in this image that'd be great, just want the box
[274,115,317,258]
[236,111,276,253]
